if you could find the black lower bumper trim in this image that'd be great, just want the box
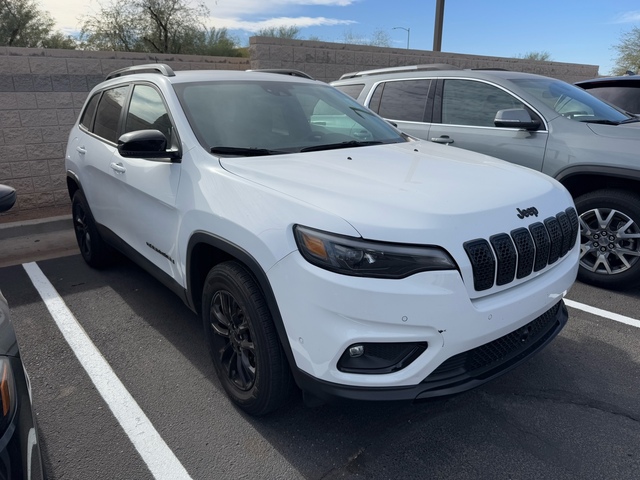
[292,300,568,404]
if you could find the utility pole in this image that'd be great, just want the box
[433,0,445,51]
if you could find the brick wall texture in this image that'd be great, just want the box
[0,47,249,217]
[0,40,599,218]
[248,37,599,83]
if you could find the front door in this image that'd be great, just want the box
[428,79,548,172]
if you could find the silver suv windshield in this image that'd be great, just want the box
[174,80,407,156]
[511,77,633,124]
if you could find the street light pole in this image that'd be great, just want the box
[393,26,410,49]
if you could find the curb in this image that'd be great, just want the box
[0,215,73,241]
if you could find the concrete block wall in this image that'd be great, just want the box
[0,40,599,219]
[0,47,249,218]
[249,37,599,84]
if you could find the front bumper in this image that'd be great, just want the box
[268,245,577,393]
[293,301,567,403]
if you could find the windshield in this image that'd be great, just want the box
[511,77,631,123]
[173,80,407,156]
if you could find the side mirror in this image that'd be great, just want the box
[0,184,16,213]
[494,109,541,131]
[117,129,181,161]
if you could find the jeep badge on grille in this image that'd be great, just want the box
[517,207,539,219]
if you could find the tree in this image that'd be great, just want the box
[612,27,640,75]
[0,0,76,48]
[80,0,237,55]
[516,51,553,61]
[41,32,78,49]
[341,28,391,47]
[80,0,141,52]
[181,27,243,57]
[255,26,301,39]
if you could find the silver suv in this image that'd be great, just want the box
[332,65,640,290]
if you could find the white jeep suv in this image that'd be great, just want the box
[65,64,579,415]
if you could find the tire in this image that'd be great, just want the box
[202,261,292,415]
[575,189,640,289]
[71,190,114,268]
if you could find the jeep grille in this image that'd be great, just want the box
[463,207,578,291]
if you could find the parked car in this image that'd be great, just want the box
[331,65,640,290]
[575,75,640,114]
[0,184,46,479]
[65,64,578,415]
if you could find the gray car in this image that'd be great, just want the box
[332,66,640,290]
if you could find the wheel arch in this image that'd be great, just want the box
[66,170,82,200]
[555,166,640,199]
[186,232,297,370]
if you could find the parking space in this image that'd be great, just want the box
[1,254,639,479]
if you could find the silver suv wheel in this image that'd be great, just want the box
[576,189,640,288]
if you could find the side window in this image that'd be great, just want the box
[371,80,431,122]
[334,84,365,100]
[125,85,173,143]
[442,80,524,127]
[80,93,100,131]
[94,86,129,143]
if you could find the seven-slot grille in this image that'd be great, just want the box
[463,207,578,291]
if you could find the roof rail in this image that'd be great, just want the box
[247,69,315,80]
[105,63,176,81]
[339,63,461,80]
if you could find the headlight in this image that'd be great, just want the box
[0,358,16,436]
[294,225,457,278]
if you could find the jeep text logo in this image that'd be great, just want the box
[517,207,539,219]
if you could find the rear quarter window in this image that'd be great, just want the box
[80,93,100,131]
[370,80,431,122]
[333,83,365,100]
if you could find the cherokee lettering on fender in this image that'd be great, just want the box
[517,207,539,219]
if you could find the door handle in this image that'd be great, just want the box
[76,146,86,154]
[431,135,454,145]
[110,162,126,173]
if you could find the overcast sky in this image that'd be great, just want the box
[41,0,640,75]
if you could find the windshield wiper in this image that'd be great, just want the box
[618,116,640,124]
[581,117,640,125]
[580,119,622,125]
[300,140,384,152]
[210,146,288,156]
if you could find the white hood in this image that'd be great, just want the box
[219,141,573,244]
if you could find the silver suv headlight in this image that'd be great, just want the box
[294,225,457,279]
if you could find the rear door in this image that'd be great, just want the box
[428,78,548,171]
[364,79,433,139]
[76,85,130,226]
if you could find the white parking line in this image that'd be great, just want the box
[565,298,640,329]
[22,262,193,480]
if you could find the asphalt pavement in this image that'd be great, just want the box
[0,214,78,268]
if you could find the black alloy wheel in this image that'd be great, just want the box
[210,289,257,391]
[202,261,292,415]
[71,190,113,268]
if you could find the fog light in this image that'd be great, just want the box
[338,342,428,374]
[349,345,364,357]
